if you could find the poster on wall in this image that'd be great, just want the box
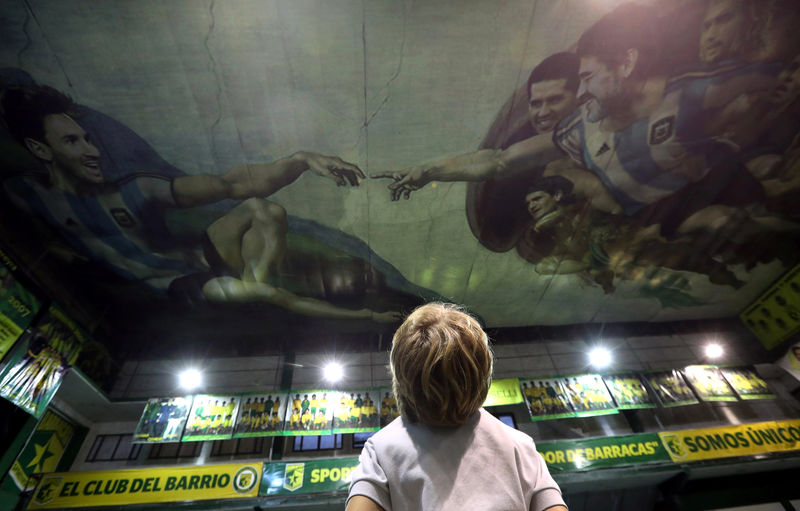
[602,373,657,410]
[0,304,86,417]
[378,388,400,427]
[233,392,288,438]
[645,370,698,408]
[182,395,240,441]
[0,254,42,362]
[560,374,618,417]
[740,265,800,350]
[777,342,800,383]
[520,378,574,421]
[484,378,524,407]
[682,366,738,402]
[133,396,193,443]
[285,390,333,436]
[6,410,75,491]
[720,366,775,400]
[333,389,380,434]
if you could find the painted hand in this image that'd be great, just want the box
[372,166,429,201]
[302,152,365,186]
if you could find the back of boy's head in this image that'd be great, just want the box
[390,303,493,427]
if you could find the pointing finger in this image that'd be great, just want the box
[371,171,398,180]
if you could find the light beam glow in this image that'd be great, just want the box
[704,343,724,359]
[178,368,202,390]
[323,362,344,382]
[588,347,612,368]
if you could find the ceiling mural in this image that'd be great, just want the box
[0,0,799,358]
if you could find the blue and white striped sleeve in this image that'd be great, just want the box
[553,109,585,168]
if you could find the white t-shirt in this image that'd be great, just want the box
[348,408,566,511]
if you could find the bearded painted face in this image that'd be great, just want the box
[577,56,625,123]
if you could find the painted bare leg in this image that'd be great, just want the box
[202,276,402,323]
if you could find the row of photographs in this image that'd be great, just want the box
[522,365,774,421]
[133,388,398,443]
[133,365,773,442]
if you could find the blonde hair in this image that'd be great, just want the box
[390,303,493,426]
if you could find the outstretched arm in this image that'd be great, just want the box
[373,132,561,200]
[704,71,776,111]
[172,151,365,207]
[202,276,402,323]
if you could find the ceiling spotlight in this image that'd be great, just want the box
[323,362,344,383]
[704,343,724,359]
[588,347,612,369]
[178,368,203,390]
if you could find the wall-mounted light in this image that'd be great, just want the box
[588,347,612,369]
[704,343,724,359]
[178,368,203,390]
[323,362,344,383]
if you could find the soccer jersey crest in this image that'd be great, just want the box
[110,207,136,228]
[649,115,675,145]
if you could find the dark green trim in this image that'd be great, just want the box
[285,429,332,436]
[0,413,38,511]
[0,414,37,484]
[55,425,88,472]
[271,352,294,461]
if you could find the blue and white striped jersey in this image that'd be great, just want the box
[554,60,779,216]
[3,172,207,290]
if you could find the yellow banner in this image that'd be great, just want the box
[659,419,800,462]
[483,378,523,407]
[28,463,262,509]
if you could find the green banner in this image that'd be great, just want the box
[261,457,360,495]
[484,378,523,407]
[7,410,75,490]
[537,433,669,473]
[259,435,669,495]
[0,304,86,417]
[0,255,42,362]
